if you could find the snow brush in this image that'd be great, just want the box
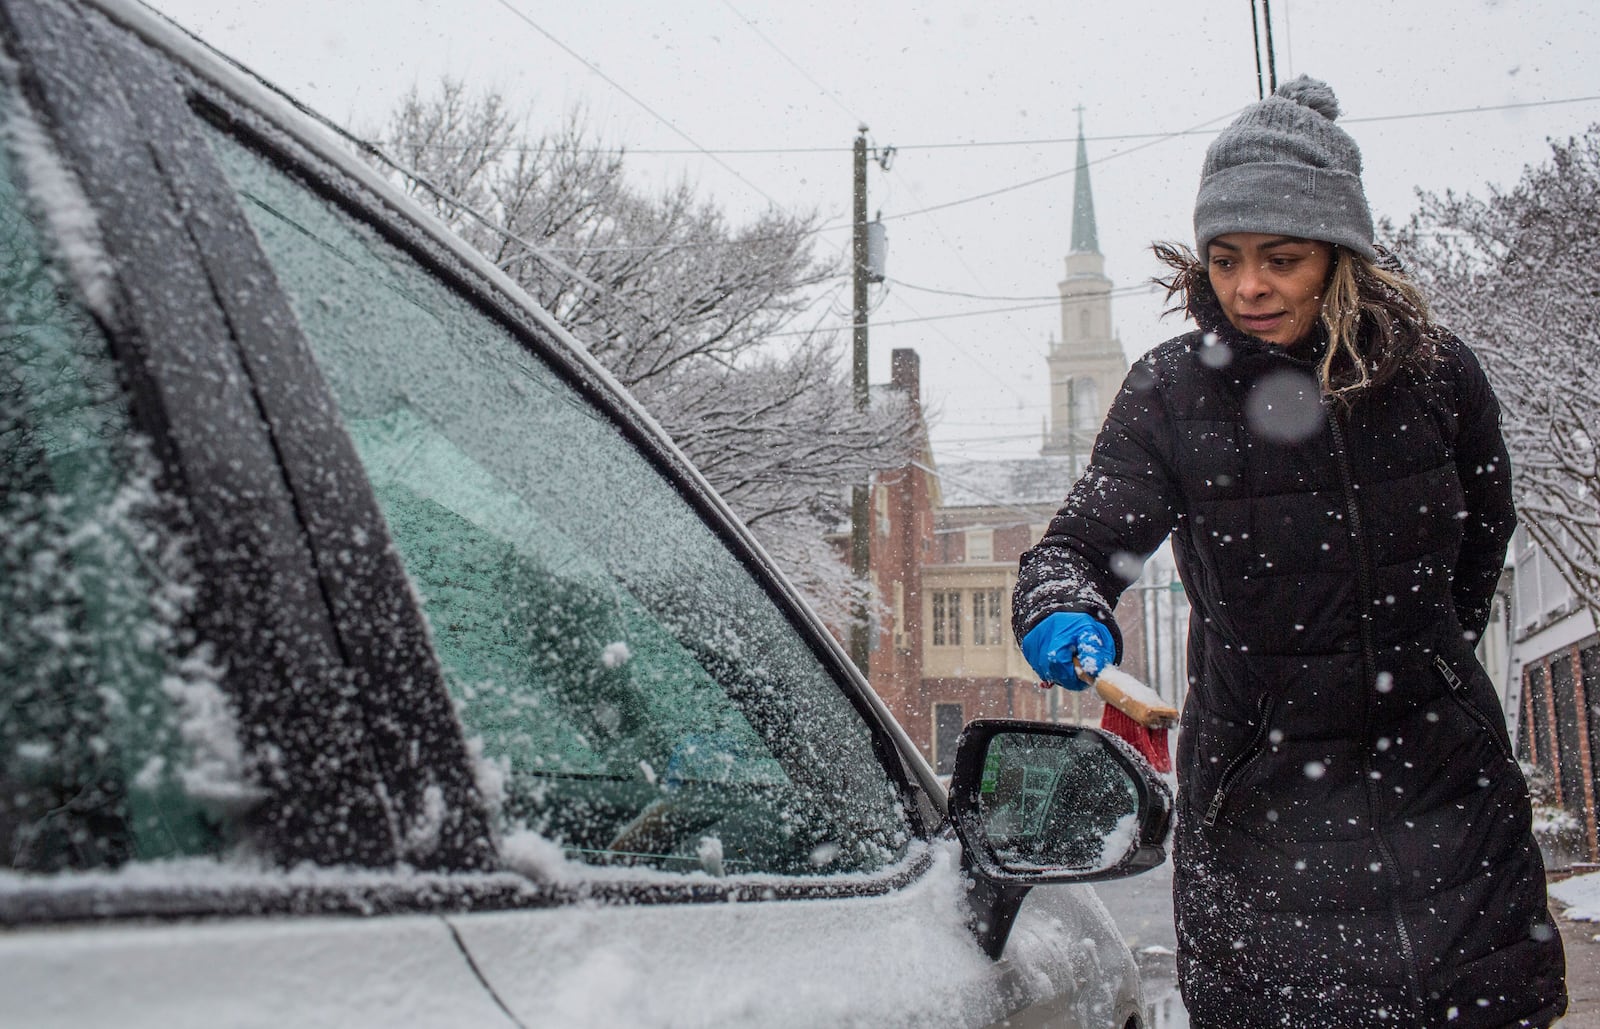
[1047,660,1178,774]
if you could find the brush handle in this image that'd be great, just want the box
[1073,659,1179,729]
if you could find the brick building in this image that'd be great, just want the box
[860,349,938,756]
[917,459,1155,773]
[1507,529,1600,864]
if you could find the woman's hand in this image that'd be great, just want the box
[1020,612,1116,689]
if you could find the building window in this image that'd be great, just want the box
[1525,664,1555,768]
[1070,376,1100,430]
[934,703,964,776]
[966,529,992,563]
[1551,654,1586,810]
[932,590,962,647]
[971,589,1004,646]
[1514,527,1575,631]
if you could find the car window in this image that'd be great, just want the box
[0,95,246,873]
[201,123,912,878]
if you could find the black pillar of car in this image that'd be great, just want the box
[960,850,1034,961]
[137,75,501,869]
[0,0,494,870]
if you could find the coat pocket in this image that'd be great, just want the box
[1202,695,1277,828]
[1432,654,1514,763]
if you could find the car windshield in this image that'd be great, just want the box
[202,122,912,878]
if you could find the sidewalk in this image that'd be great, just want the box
[1558,907,1600,1028]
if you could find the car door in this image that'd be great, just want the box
[0,1,515,1025]
[0,1,1143,1026]
[189,98,1138,1028]
[180,72,1142,1029]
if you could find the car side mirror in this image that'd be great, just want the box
[948,719,1173,958]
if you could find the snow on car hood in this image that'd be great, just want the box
[451,838,1137,1028]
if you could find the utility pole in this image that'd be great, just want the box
[1250,0,1279,99]
[1262,0,1278,93]
[1169,577,1186,709]
[849,125,871,673]
[1155,587,1165,699]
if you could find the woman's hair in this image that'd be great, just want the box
[1151,240,1438,400]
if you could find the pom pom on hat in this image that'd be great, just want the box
[1274,75,1341,121]
[1193,75,1375,260]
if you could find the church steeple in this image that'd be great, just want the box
[1042,106,1125,468]
[1069,107,1099,255]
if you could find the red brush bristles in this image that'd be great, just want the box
[1100,702,1172,774]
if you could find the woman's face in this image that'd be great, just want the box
[1206,233,1333,346]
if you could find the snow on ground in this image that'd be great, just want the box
[1550,869,1600,922]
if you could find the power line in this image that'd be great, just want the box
[377,126,1229,156]
[141,0,1124,419]
[876,161,1047,393]
[887,277,1159,303]
[485,0,790,216]
[872,106,1247,223]
[478,0,1118,417]
[932,431,1052,445]
[910,460,1059,527]
[939,414,1051,426]
[872,285,1038,409]
[1343,95,1600,126]
[138,1,717,347]
[522,222,852,256]
[719,0,862,126]
[374,94,1600,157]
[713,0,1040,416]
[759,279,1167,338]
[764,298,1061,338]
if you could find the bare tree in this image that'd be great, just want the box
[1392,125,1600,613]
[378,81,913,624]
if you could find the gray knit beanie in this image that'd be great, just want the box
[1194,75,1375,260]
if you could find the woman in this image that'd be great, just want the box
[1013,77,1567,1028]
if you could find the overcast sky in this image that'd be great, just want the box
[143,0,1600,466]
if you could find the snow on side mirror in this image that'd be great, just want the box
[950,719,1172,885]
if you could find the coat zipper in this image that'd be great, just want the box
[1433,654,1515,763]
[1203,695,1275,828]
[1328,411,1427,1024]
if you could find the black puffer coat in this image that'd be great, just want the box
[1013,307,1567,1028]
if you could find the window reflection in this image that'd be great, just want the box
[978,732,1137,871]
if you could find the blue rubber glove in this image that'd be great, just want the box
[1021,612,1116,690]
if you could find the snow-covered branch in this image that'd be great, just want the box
[376,81,913,622]
[1393,124,1600,614]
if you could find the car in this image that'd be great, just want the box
[0,0,1172,1025]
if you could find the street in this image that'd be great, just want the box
[1092,859,1599,1028]
[1553,880,1600,1029]
[1092,857,1188,1028]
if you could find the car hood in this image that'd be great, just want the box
[450,839,1140,1028]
